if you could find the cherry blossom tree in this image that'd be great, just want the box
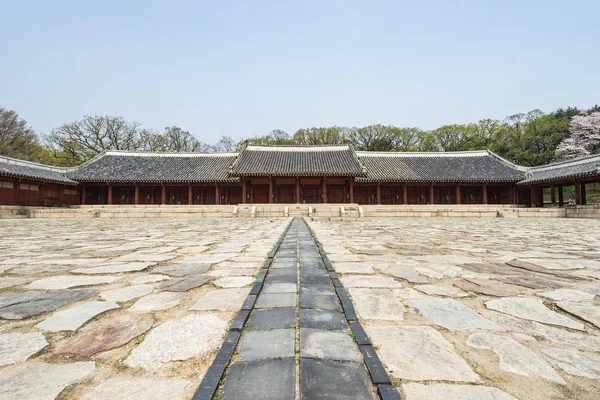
[556,111,600,159]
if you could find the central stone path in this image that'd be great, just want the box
[198,217,394,400]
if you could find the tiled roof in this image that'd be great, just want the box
[517,155,600,186]
[355,150,526,183]
[230,144,366,177]
[0,156,77,185]
[68,151,239,183]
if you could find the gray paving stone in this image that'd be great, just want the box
[486,297,584,330]
[300,328,361,361]
[262,283,297,293]
[403,383,518,400]
[0,332,48,366]
[213,276,254,288]
[377,264,428,283]
[556,301,600,329]
[255,293,296,308]
[99,284,153,302]
[542,348,600,378]
[0,289,96,319]
[247,307,296,330]
[219,358,295,400]
[158,275,211,292]
[129,292,187,311]
[410,298,502,331]
[72,262,154,274]
[299,293,341,310]
[300,309,347,331]
[300,358,372,400]
[189,288,250,311]
[238,329,295,360]
[35,300,120,332]
[300,284,335,296]
[25,275,120,290]
[0,361,97,400]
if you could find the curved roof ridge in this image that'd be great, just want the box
[104,150,239,157]
[527,153,600,171]
[246,144,350,152]
[356,150,490,157]
[0,155,75,173]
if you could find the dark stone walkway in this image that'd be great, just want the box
[193,218,398,400]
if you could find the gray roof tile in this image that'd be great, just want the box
[0,156,77,185]
[518,155,600,185]
[230,144,365,177]
[68,151,239,183]
[356,151,525,183]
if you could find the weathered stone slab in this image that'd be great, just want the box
[238,329,295,360]
[538,289,595,301]
[486,298,584,330]
[340,275,402,288]
[72,262,154,274]
[365,325,479,382]
[415,285,468,297]
[129,292,186,311]
[347,288,406,321]
[124,314,227,370]
[178,254,237,264]
[100,285,153,302]
[0,332,48,366]
[263,283,297,294]
[542,348,600,378]
[219,358,295,400]
[333,263,374,274]
[25,275,120,290]
[55,314,154,356]
[129,274,169,284]
[153,264,210,277]
[403,383,517,400]
[410,299,501,331]
[113,254,175,262]
[490,313,600,352]
[0,277,27,289]
[300,284,334,296]
[300,328,360,361]
[455,279,524,297]
[158,275,211,292]
[7,264,73,275]
[83,378,192,400]
[299,294,341,311]
[189,288,250,311]
[36,301,120,332]
[255,293,296,309]
[0,361,97,400]
[300,359,373,400]
[414,264,463,279]
[0,289,95,319]
[377,264,428,283]
[213,276,254,288]
[556,301,600,328]
[467,333,564,383]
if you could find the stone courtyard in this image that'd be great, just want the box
[0,217,599,399]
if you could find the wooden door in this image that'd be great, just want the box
[354,186,376,204]
[327,185,346,203]
[276,185,295,203]
[301,185,321,203]
[223,186,242,204]
[251,185,269,203]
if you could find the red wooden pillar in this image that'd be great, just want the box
[188,185,193,205]
[161,185,167,205]
[530,186,536,207]
[321,179,327,203]
[508,185,514,205]
[349,178,354,203]
[296,178,300,203]
[558,185,564,206]
[81,185,86,205]
[403,184,408,204]
[268,178,273,204]
[575,181,581,205]
[482,185,488,205]
[134,185,140,205]
[581,182,587,205]
[456,184,461,205]
[107,185,113,205]
[550,184,556,205]
[241,179,247,204]
[215,184,220,204]
[376,183,381,204]
[429,184,434,205]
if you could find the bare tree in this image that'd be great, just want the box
[45,115,141,163]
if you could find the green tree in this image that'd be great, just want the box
[0,106,42,161]
[293,127,347,145]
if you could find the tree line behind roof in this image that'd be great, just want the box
[1,105,599,167]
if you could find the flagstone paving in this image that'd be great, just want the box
[1,216,599,399]
[308,217,600,400]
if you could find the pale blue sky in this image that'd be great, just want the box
[2,1,599,142]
